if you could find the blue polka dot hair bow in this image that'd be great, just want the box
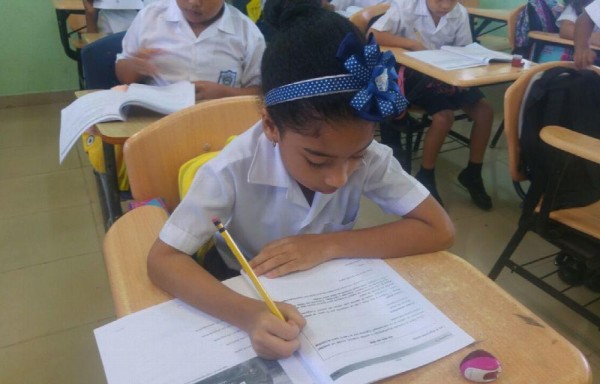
[337,33,408,122]
[263,33,407,122]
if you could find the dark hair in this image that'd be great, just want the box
[261,0,366,136]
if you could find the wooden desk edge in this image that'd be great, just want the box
[528,31,600,51]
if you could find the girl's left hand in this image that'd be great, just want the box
[249,234,334,278]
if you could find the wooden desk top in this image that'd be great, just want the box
[528,30,600,51]
[104,205,592,384]
[385,46,535,87]
[466,7,513,21]
[52,0,84,11]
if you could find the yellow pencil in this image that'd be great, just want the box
[413,28,428,50]
[212,217,286,321]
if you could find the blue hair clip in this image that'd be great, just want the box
[263,33,407,122]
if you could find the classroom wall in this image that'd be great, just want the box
[0,0,79,97]
[0,0,524,98]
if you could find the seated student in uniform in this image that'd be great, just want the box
[575,0,600,67]
[115,0,266,100]
[82,0,146,33]
[147,0,454,359]
[557,0,600,45]
[368,0,495,211]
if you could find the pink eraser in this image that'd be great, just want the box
[460,349,501,382]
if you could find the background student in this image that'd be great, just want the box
[368,0,495,211]
[147,0,454,359]
[82,0,146,33]
[575,0,600,67]
[115,0,265,100]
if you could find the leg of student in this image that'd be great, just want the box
[458,98,494,210]
[416,109,454,206]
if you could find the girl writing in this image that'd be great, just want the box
[147,0,454,359]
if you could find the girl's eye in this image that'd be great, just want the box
[307,159,328,168]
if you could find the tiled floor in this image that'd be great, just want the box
[0,86,598,383]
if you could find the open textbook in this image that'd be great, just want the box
[94,259,474,384]
[59,81,194,163]
[405,42,514,70]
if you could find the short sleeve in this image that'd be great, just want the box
[557,5,577,27]
[115,10,144,61]
[370,3,402,34]
[453,5,473,46]
[240,30,266,87]
[586,0,600,27]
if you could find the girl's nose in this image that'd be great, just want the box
[324,163,349,189]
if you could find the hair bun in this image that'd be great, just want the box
[263,0,323,31]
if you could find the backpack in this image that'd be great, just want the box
[514,0,563,55]
[519,66,600,212]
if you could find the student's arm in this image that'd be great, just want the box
[193,82,260,100]
[559,20,576,39]
[147,239,306,359]
[82,0,98,33]
[250,196,454,278]
[574,11,598,68]
[115,48,163,84]
[368,29,428,51]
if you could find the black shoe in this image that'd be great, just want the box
[415,170,444,207]
[458,169,492,210]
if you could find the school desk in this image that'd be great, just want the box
[102,204,592,383]
[527,31,600,62]
[465,5,524,50]
[385,46,535,147]
[53,0,86,88]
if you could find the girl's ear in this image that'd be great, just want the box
[261,107,280,144]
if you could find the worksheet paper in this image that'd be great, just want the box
[94,259,474,384]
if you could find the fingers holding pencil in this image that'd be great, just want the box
[248,301,305,359]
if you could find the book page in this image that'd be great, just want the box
[259,259,474,384]
[59,81,194,164]
[441,43,513,64]
[124,81,195,115]
[94,277,317,384]
[404,49,485,70]
[93,0,144,10]
[59,90,129,163]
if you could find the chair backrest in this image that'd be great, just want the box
[349,3,391,35]
[503,62,600,182]
[124,95,262,212]
[507,5,526,51]
[81,31,126,90]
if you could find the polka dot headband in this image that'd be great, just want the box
[263,33,408,122]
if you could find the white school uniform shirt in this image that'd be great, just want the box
[370,0,472,49]
[557,5,600,32]
[116,0,265,87]
[586,0,600,30]
[96,0,161,34]
[160,121,429,270]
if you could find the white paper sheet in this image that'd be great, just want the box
[259,259,474,384]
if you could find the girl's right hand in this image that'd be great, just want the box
[574,47,597,69]
[245,301,306,359]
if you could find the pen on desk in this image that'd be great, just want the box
[212,217,286,321]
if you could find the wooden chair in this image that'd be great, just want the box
[348,3,390,35]
[103,96,262,316]
[488,61,600,327]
